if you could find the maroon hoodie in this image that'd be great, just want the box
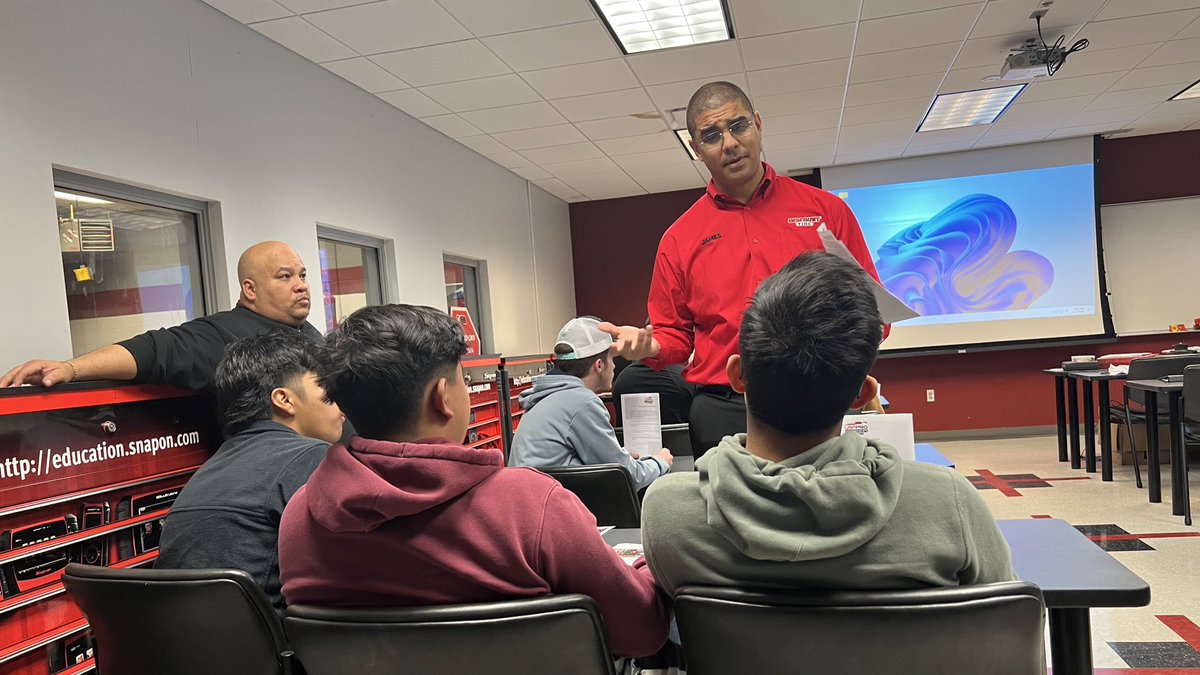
[278,436,669,657]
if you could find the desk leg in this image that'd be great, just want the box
[1055,376,1068,463]
[1068,378,1081,470]
[1169,392,1184,517]
[1099,381,1113,482]
[1049,608,1093,675]
[1147,393,1162,504]
[1083,381,1096,473]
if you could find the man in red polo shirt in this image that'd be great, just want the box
[600,81,882,458]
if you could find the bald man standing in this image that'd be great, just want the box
[0,241,321,394]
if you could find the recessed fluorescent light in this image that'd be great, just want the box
[674,128,698,160]
[590,0,733,55]
[54,191,113,205]
[917,84,1027,132]
[1169,78,1200,101]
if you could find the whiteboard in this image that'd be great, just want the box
[1101,196,1200,335]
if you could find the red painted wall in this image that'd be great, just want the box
[569,130,1200,432]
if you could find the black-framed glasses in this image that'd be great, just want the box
[697,118,755,147]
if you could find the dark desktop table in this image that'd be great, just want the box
[1044,368,1125,481]
[606,518,1150,675]
[1125,377,1191,525]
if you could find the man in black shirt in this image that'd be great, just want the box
[155,331,344,609]
[0,241,321,393]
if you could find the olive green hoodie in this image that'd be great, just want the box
[642,432,1014,595]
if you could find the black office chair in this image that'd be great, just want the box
[61,564,296,675]
[1112,354,1200,488]
[284,594,617,675]
[539,463,641,528]
[674,582,1045,675]
[661,423,693,458]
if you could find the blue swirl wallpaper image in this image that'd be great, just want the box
[835,164,1097,323]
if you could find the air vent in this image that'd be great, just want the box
[59,218,115,252]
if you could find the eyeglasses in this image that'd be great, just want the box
[697,118,755,147]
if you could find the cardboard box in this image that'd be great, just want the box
[1110,420,1173,466]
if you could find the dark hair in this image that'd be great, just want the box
[739,251,883,435]
[553,344,609,379]
[214,331,315,436]
[312,304,466,439]
[686,81,755,136]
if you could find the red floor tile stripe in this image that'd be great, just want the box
[1158,615,1200,655]
[1094,669,1200,674]
[1041,477,1094,482]
[1031,514,1053,519]
[1087,533,1200,542]
[973,469,1023,497]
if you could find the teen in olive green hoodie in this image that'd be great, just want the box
[642,252,1015,596]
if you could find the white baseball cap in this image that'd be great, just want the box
[554,316,613,360]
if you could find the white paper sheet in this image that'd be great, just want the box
[817,225,919,324]
[620,392,663,455]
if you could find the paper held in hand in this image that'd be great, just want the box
[817,225,919,324]
[621,392,663,456]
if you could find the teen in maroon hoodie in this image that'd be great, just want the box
[277,304,669,658]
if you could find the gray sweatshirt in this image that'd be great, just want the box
[643,432,1015,595]
[508,373,669,491]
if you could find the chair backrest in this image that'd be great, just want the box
[1184,364,1200,422]
[539,463,641,527]
[674,582,1045,675]
[661,423,692,457]
[61,563,293,675]
[1127,354,1200,405]
[284,594,616,675]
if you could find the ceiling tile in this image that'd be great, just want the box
[576,115,668,141]
[841,97,932,125]
[765,145,837,173]
[551,88,656,122]
[1017,72,1124,103]
[626,42,743,86]
[939,65,1010,92]
[612,148,688,170]
[861,0,982,21]
[1126,113,1200,135]
[522,59,639,100]
[1111,61,1200,91]
[562,171,646,201]
[250,16,356,62]
[740,24,856,71]
[377,88,450,117]
[436,0,596,37]
[970,1,1093,39]
[733,0,859,38]
[999,94,1094,122]
[646,74,750,112]
[837,136,911,154]
[856,5,979,55]
[624,162,706,191]
[1084,84,1187,110]
[1046,123,1122,139]
[1079,10,1200,51]
[1094,0,1200,22]
[908,124,987,145]
[850,43,960,83]
[323,57,409,92]
[371,41,511,87]
[845,73,944,107]
[984,115,1062,135]
[521,142,606,163]
[421,74,541,112]
[754,87,847,116]
[492,124,589,150]
[1141,38,1200,68]
[766,108,842,135]
[1054,43,1160,78]
[544,157,620,177]
[594,132,681,155]
[974,128,1052,145]
[483,22,620,72]
[1061,104,1158,127]
[748,59,850,97]
[457,134,513,155]
[838,118,918,143]
[533,178,586,201]
[203,0,291,24]
[903,139,978,156]
[305,0,471,54]
[834,148,905,164]
[1179,17,1200,39]
[274,0,368,12]
[459,101,567,133]
[481,150,529,168]
[419,114,482,138]
[511,164,553,181]
[765,128,839,151]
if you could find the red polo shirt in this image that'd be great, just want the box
[644,162,882,387]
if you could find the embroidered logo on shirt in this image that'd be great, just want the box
[788,216,824,228]
[700,233,723,246]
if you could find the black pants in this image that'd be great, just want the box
[689,387,747,461]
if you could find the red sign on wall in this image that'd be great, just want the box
[450,306,481,356]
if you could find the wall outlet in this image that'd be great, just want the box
[926,389,936,403]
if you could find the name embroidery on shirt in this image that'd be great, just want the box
[700,233,722,246]
[788,216,824,228]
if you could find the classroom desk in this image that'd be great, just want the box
[605,518,1151,675]
[1044,368,1125,481]
[1124,378,1190,525]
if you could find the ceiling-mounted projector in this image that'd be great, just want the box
[1000,40,1068,80]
